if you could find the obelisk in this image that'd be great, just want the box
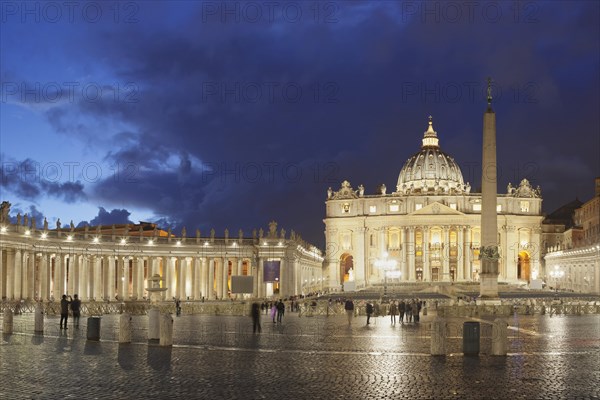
[479,77,500,299]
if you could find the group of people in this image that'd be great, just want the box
[59,294,81,329]
[365,299,424,325]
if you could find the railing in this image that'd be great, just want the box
[2,297,598,317]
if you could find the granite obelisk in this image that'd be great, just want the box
[479,77,500,298]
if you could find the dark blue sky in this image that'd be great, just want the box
[1,1,599,248]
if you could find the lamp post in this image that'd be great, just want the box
[374,252,397,299]
[549,265,564,297]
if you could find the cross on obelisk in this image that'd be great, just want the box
[479,77,500,298]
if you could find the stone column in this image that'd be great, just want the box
[215,258,222,299]
[116,256,125,300]
[56,253,65,298]
[21,251,30,299]
[132,257,139,300]
[457,227,465,281]
[164,256,172,298]
[102,256,111,300]
[257,257,264,298]
[355,227,366,288]
[530,227,541,281]
[222,258,229,299]
[6,249,15,299]
[71,254,79,296]
[192,258,199,300]
[79,255,87,299]
[201,257,208,299]
[443,227,450,281]
[40,253,50,300]
[408,227,416,281]
[0,247,4,300]
[208,258,215,299]
[138,257,145,299]
[505,226,518,282]
[465,227,472,281]
[93,256,102,300]
[14,249,22,299]
[400,228,408,281]
[279,258,285,298]
[179,257,187,299]
[423,228,430,281]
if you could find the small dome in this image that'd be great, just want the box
[396,117,466,194]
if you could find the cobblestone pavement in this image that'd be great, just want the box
[1,311,599,399]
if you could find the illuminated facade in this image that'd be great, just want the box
[543,178,600,294]
[0,211,323,301]
[323,117,544,291]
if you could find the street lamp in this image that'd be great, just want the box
[549,265,564,296]
[374,252,397,298]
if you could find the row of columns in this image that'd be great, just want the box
[367,225,475,283]
[0,250,264,301]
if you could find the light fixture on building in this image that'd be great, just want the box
[148,239,154,245]
[41,232,47,239]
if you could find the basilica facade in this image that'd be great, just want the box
[323,117,544,291]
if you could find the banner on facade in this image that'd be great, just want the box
[263,260,280,282]
[231,275,254,294]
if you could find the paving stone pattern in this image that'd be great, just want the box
[1,311,599,399]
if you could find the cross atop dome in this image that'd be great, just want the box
[422,115,439,148]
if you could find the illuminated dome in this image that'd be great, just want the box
[396,117,467,195]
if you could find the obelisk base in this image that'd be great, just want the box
[479,273,500,301]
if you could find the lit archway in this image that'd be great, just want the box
[340,253,354,285]
[518,251,531,282]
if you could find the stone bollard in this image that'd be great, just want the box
[541,305,546,315]
[430,317,446,356]
[148,308,160,340]
[159,313,173,346]
[86,316,101,341]
[423,306,428,316]
[463,321,480,356]
[119,313,132,343]
[491,318,507,356]
[3,308,14,334]
[34,303,44,333]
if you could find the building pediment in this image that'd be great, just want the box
[409,201,464,216]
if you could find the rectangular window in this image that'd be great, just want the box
[473,204,481,211]
[449,203,457,210]
[415,204,423,210]
[389,204,399,212]
[520,201,530,212]
[496,204,502,212]
[369,205,377,213]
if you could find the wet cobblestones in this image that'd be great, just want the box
[1,311,599,399]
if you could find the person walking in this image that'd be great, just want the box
[399,300,406,324]
[251,302,261,333]
[276,300,285,323]
[60,294,71,329]
[389,300,398,325]
[71,294,81,328]
[366,302,374,325]
[406,301,413,323]
[270,302,277,323]
[344,298,354,325]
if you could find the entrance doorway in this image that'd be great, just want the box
[518,251,531,282]
[340,253,354,285]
